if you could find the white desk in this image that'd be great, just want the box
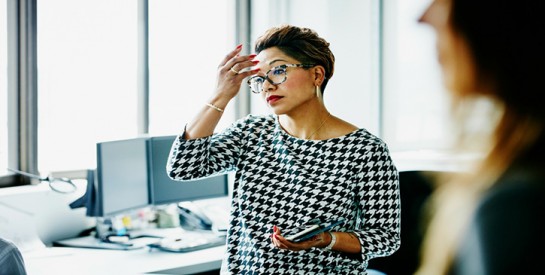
[0,184,229,274]
[21,209,228,275]
[23,244,225,275]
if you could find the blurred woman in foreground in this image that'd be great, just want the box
[417,0,545,274]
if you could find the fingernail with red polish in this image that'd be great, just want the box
[236,44,242,49]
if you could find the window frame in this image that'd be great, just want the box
[1,0,38,187]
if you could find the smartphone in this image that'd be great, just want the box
[284,218,344,243]
[284,224,321,242]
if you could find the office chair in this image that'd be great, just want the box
[367,170,438,275]
[0,238,27,275]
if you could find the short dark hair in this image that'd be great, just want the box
[254,25,335,94]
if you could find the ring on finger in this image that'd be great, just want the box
[230,67,239,75]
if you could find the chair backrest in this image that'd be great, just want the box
[0,238,28,275]
[367,170,443,275]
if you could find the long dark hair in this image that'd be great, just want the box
[451,0,545,171]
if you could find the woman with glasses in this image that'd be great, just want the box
[167,25,400,274]
[416,0,545,274]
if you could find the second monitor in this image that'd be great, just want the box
[148,135,229,206]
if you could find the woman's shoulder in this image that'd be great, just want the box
[334,120,387,148]
[470,166,545,267]
[478,167,545,216]
[325,116,359,138]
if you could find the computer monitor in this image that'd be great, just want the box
[95,137,150,217]
[148,135,228,205]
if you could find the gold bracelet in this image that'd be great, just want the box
[205,103,224,113]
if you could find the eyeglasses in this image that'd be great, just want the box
[247,63,315,94]
[7,168,77,194]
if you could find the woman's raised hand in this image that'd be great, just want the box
[215,44,259,100]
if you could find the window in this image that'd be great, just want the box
[37,0,138,172]
[4,0,457,186]
[148,0,236,136]
[250,0,381,135]
[382,0,454,151]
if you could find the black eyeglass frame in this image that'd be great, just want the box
[246,63,316,94]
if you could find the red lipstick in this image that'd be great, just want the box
[267,95,283,104]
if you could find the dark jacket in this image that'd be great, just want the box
[452,166,545,275]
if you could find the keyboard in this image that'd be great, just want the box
[148,235,226,253]
[53,235,160,250]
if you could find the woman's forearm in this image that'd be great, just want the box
[184,94,231,140]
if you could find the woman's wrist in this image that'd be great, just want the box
[209,92,233,110]
[316,232,333,249]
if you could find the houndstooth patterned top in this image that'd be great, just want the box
[167,114,400,274]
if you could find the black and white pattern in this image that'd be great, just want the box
[167,115,400,274]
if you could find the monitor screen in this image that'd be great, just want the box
[95,137,150,217]
[148,135,228,205]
